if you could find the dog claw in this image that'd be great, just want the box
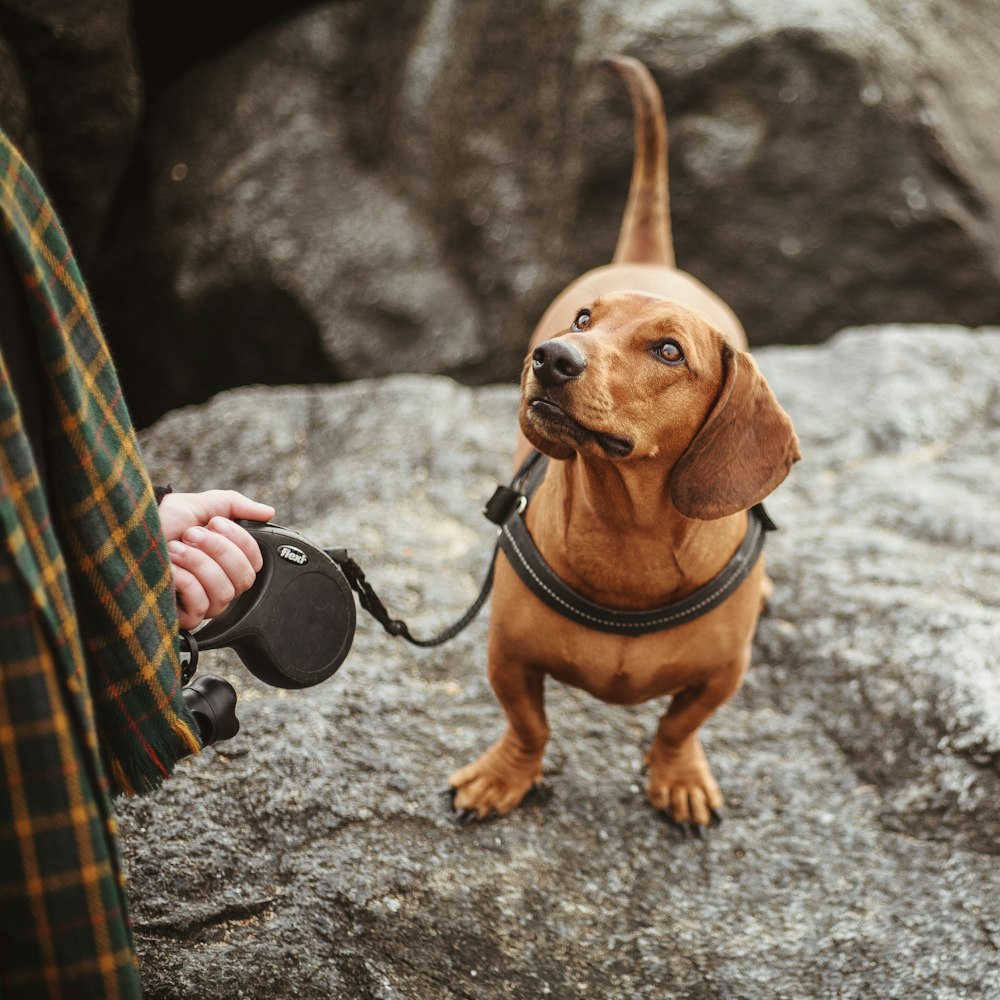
[521,781,551,805]
[441,787,458,803]
[656,810,685,836]
[655,810,716,838]
[455,808,478,826]
[709,808,723,826]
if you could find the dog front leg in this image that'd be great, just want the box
[449,654,548,821]
[645,654,748,830]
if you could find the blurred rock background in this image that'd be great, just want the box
[2,0,999,425]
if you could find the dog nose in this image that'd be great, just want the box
[531,340,586,387]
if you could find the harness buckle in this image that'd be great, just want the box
[484,485,528,525]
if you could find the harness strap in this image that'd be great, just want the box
[494,452,775,635]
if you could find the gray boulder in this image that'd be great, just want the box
[121,326,1000,999]
[386,0,1000,343]
[141,4,486,380]
[98,0,1000,424]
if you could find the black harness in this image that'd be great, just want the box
[484,451,776,636]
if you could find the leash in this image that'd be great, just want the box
[324,452,546,648]
[328,449,775,645]
[326,548,498,648]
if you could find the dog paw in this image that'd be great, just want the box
[448,748,543,823]
[645,739,724,830]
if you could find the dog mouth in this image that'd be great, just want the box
[528,397,634,458]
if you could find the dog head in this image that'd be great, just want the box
[519,291,800,519]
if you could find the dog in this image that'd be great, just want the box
[449,55,800,831]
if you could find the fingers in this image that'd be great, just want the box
[171,564,210,631]
[168,524,259,627]
[158,490,274,544]
[184,524,257,595]
[159,490,273,629]
[205,515,265,572]
[169,539,234,624]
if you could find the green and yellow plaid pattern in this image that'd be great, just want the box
[0,133,200,997]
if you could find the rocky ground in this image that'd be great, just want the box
[119,326,1000,999]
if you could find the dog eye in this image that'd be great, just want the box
[655,340,685,365]
[571,309,591,331]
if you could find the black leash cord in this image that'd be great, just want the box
[326,546,499,648]
[323,452,541,648]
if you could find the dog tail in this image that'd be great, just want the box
[601,55,675,267]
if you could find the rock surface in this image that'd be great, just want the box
[121,326,1000,999]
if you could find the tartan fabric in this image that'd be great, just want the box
[0,133,200,996]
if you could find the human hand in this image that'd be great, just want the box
[158,490,276,630]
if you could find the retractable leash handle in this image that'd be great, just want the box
[190,520,357,689]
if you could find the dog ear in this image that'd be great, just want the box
[669,345,800,520]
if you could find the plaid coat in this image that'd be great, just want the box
[0,134,200,996]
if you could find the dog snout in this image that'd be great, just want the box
[531,340,586,387]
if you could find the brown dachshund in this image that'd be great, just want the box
[449,56,800,831]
